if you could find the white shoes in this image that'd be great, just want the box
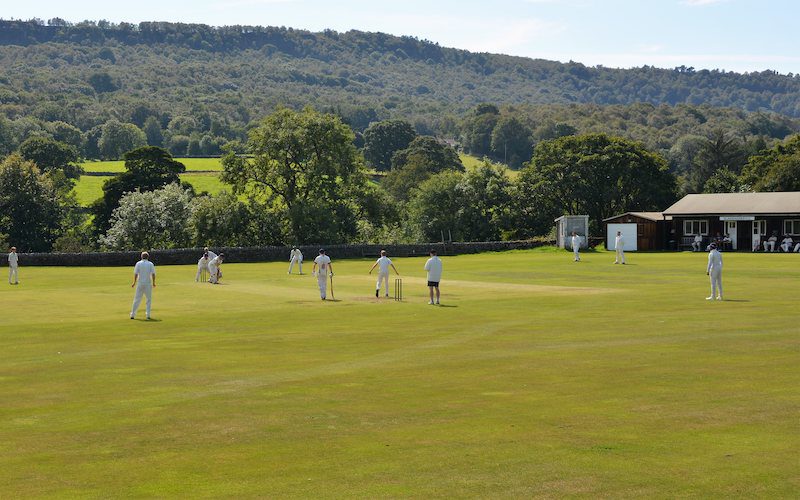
[706,296,714,300]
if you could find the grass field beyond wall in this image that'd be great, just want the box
[1,250,798,497]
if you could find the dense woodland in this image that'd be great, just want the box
[1,18,800,252]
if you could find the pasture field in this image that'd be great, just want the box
[459,153,518,179]
[73,173,228,206]
[1,250,798,497]
[81,157,223,173]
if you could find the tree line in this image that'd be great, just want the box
[2,18,800,163]
[4,106,799,253]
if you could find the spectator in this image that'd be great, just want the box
[763,232,778,252]
[691,234,702,252]
[780,235,793,252]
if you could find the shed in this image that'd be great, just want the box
[554,215,589,249]
[603,212,671,251]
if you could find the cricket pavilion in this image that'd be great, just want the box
[601,192,800,251]
[664,192,800,251]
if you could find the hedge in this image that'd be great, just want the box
[0,240,554,267]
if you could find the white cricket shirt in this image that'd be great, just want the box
[424,256,443,282]
[375,256,392,274]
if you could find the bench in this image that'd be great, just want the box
[680,236,710,251]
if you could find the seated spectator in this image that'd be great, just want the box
[764,233,778,252]
[722,234,732,250]
[691,234,702,252]
[780,235,794,252]
[794,241,800,252]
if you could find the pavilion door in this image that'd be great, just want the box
[725,221,737,250]
[752,220,766,251]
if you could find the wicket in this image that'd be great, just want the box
[201,268,208,282]
[394,278,403,301]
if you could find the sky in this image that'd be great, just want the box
[4,0,799,74]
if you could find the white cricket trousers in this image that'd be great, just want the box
[317,273,327,298]
[376,271,389,294]
[288,258,302,274]
[9,264,18,284]
[131,284,152,318]
[709,270,723,299]
[208,263,220,283]
[615,247,625,264]
[573,247,580,261]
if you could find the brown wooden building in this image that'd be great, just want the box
[603,212,671,251]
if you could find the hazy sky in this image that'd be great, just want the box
[4,0,798,74]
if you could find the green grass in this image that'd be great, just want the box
[81,157,223,173]
[73,173,228,206]
[1,250,798,497]
[460,153,519,179]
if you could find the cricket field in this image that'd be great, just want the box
[1,249,798,497]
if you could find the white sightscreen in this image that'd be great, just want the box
[607,223,638,251]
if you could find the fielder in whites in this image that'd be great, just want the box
[312,249,333,300]
[571,231,582,262]
[614,231,626,264]
[288,246,303,274]
[8,246,19,285]
[706,242,723,301]
[369,249,399,297]
[424,249,443,305]
[130,251,156,320]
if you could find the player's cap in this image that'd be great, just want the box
[709,243,717,249]
[319,248,325,254]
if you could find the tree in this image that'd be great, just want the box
[90,146,187,236]
[143,116,164,147]
[362,120,417,171]
[383,136,463,200]
[189,191,251,247]
[408,171,462,243]
[703,168,742,193]
[0,154,65,252]
[0,116,13,156]
[456,163,513,241]
[88,71,118,93]
[464,112,499,158]
[490,115,533,169]
[534,121,577,142]
[741,134,800,192]
[18,136,83,180]
[98,120,147,160]
[47,121,84,151]
[515,134,677,236]
[408,163,512,242]
[686,130,746,193]
[221,107,367,244]
[101,183,193,250]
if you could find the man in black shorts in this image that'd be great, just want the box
[423,249,443,305]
